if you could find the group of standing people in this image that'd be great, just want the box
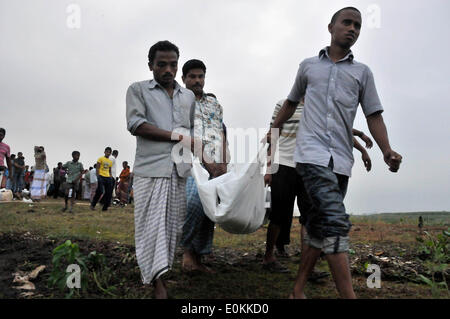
[126,6,402,300]
[0,131,50,202]
[58,148,133,213]
[0,130,133,210]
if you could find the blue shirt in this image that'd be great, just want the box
[288,47,383,177]
[126,79,196,178]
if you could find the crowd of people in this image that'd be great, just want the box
[1,7,403,300]
[0,137,134,211]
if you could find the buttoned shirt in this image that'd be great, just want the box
[193,93,224,163]
[126,79,196,178]
[288,47,383,177]
[63,161,84,183]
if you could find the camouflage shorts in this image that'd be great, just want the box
[296,158,351,254]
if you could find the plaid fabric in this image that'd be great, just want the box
[30,169,47,199]
[179,176,215,255]
[133,166,186,284]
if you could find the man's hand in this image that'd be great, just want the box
[204,163,227,178]
[261,128,280,146]
[264,173,272,186]
[361,151,372,172]
[383,149,402,172]
[361,133,373,149]
[261,130,271,145]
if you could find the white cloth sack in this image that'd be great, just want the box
[191,144,268,234]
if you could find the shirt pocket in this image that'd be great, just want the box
[173,99,192,128]
[335,71,359,108]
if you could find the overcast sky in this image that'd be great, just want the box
[1,0,449,214]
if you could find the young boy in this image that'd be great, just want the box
[62,151,85,213]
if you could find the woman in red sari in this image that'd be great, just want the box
[117,161,130,206]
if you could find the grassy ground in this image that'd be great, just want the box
[0,199,448,299]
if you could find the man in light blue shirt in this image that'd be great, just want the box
[268,7,402,298]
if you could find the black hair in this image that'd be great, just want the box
[58,162,62,165]
[206,92,217,99]
[105,147,112,152]
[89,166,93,170]
[112,150,119,156]
[123,161,128,165]
[11,154,16,158]
[330,7,361,25]
[148,40,180,65]
[0,128,5,135]
[94,164,97,168]
[182,59,206,77]
[72,151,80,157]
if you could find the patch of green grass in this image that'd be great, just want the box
[0,201,135,245]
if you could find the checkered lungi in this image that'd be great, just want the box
[179,176,215,255]
[133,165,186,284]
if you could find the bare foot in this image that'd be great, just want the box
[153,279,168,299]
[289,290,307,299]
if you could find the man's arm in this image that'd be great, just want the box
[96,162,101,176]
[134,123,182,142]
[6,156,12,180]
[263,99,298,145]
[353,137,371,172]
[352,128,373,148]
[366,112,402,172]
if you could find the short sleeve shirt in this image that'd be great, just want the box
[287,47,384,177]
[0,142,11,167]
[193,94,224,163]
[270,100,303,168]
[97,156,112,177]
[63,161,84,183]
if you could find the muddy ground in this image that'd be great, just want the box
[0,231,447,299]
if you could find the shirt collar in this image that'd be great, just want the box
[319,46,354,63]
[148,79,182,93]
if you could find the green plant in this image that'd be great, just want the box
[48,240,117,298]
[87,251,117,297]
[416,229,449,298]
[48,240,88,298]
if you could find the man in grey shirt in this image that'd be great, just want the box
[126,41,218,299]
[267,7,402,298]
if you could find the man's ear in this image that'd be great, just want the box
[148,62,153,71]
[328,23,333,34]
[181,75,186,84]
